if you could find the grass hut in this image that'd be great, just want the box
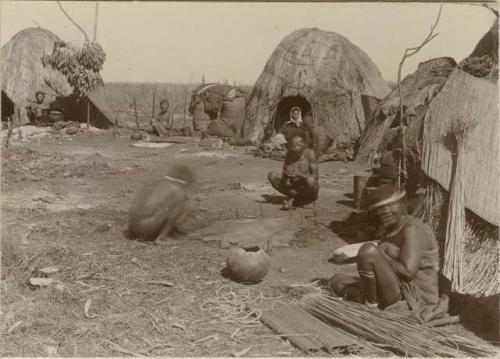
[1,27,114,128]
[242,28,391,146]
[355,57,457,164]
[418,18,499,298]
[189,83,247,136]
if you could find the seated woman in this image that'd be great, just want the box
[26,91,50,125]
[278,107,310,145]
[329,184,448,323]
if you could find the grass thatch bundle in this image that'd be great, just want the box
[418,180,499,297]
[243,28,390,146]
[441,117,478,292]
[301,294,496,357]
[355,57,456,163]
[459,18,498,81]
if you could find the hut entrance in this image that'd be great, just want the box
[272,96,312,131]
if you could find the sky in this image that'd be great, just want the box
[1,1,496,85]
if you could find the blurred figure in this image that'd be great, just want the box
[127,164,195,244]
[268,134,319,210]
[302,111,333,157]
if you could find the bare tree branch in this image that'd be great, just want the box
[56,0,89,42]
[396,3,443,190]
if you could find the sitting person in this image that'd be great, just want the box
[268,134,319,210]
[329,184,448,323]
[26,91,49,125]
[302,111,333,157]
[278,107,310,145]
[151,99,172,137]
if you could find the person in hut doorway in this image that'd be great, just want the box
[26,91,49,125]
[302,111,333,158]
[268,134,319,210]
[151,99,172,137]
[329,184,448,322]
[278,107,310,145]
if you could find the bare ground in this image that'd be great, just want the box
[0,130,497,357]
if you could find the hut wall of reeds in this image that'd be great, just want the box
[419,19,499,297]
[1,27,114,129]
[243,28,391,145]
[355,57,457,164]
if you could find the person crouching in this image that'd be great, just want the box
[268,135,319,210]
[127,164,195,244]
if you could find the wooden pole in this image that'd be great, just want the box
[93,1,99,42]
[152,84,156,119]
[86,99,90,130]
[133,96,140,130]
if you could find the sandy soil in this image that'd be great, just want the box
[1,130,497,357]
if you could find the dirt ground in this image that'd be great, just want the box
[0,130,497,357]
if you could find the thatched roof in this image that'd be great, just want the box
[458,18,498,81]
[1,28,72,124]
[355,57,457,163]
[421,68,498,226]
[242,28,391,144]
[1,27,114,128]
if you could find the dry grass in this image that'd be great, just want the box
[0,144,298,357]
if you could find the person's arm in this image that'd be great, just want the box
[383,225,422,281]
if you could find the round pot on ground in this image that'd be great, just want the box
[226,245,271,283]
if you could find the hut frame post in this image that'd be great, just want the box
[86,99,90,130]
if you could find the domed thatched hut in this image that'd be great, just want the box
[243,28,391,146]
[1,27,113,128]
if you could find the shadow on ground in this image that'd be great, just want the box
[259,194,287,205]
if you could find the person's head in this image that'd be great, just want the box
[166,163,195,187]
[365,185,407,230]
[35,91,45,103]
[288,135,306,155]
[160,99,170,112]
[289,107,302,125]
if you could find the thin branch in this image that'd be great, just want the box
[396,3,443,190]
[56,0,89,42]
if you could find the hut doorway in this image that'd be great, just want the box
[272,96,312,131]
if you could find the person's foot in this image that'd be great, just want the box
[282,199,291,210]
[154,237,171,246]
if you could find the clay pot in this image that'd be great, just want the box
[226,245,271,283]
[131,131,142,141]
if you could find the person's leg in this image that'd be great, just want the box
[292,176,319,207]
[357,243,401,308]
[268,171,292,197]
